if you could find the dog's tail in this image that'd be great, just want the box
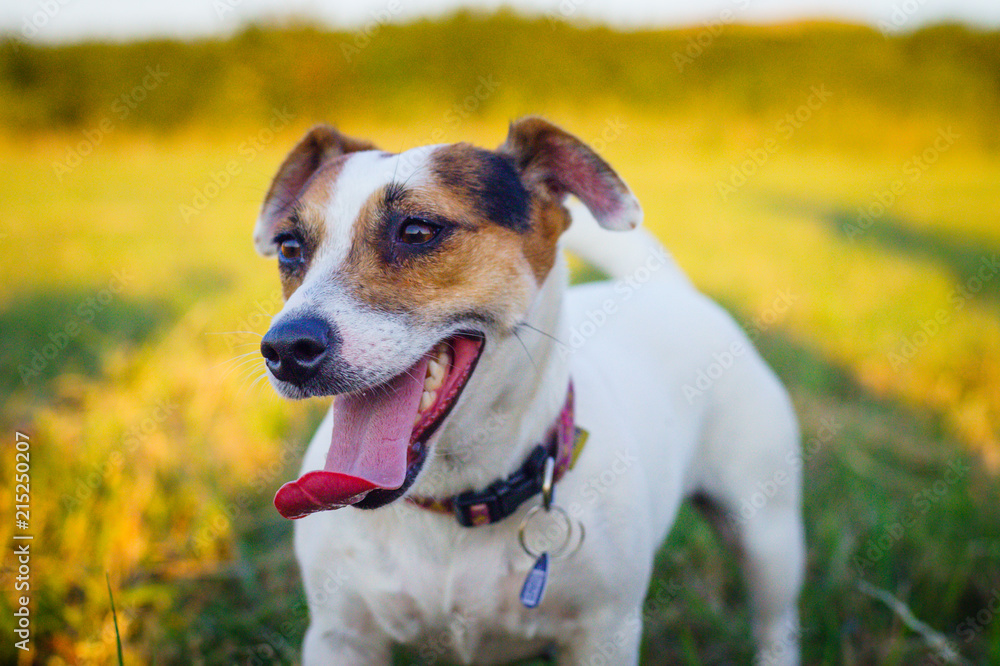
[562,200,690,285]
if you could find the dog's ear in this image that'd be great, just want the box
[254,124,376,255]
[499,116,642,231]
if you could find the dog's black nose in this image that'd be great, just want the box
[260,317,332,384]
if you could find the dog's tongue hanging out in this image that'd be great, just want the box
[273,336,483,519]
[274,356,430,519]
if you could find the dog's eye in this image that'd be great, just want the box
[278,237,302,262]
[398,218,442,245]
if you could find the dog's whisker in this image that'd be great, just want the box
[240,369,271,399]
[212,350,263,369]
[248,371,272,398]
[515,322,567,347]
[206,331,265,338]
[221,357,268,382]
[218,358,263,382]
[228,342,265,351]
[511,328,538,372]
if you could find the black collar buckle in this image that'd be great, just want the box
[452,445,550,527]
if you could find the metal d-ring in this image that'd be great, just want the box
[517,455,586,561]
[518,504,571,559]
[516,505,587,561]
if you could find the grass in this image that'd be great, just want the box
[1,107,998,664]
[106,573,124,666]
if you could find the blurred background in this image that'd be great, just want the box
[1,0,999,663]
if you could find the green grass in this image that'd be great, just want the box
[1,103,999,663]
[106,573,125,666]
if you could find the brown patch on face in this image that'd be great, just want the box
[342,184,535,330]
[520,194,571,283]
[337,144,572,331]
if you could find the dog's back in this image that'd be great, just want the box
[562,204,805,665]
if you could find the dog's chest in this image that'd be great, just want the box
[354,529,574,662]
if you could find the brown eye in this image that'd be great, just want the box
[278,238,302,262]
[398,218,442,245]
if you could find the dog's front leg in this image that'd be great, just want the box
[301,619,391,666]
[557,610,643,666]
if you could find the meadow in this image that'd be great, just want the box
[2,12,1000,665]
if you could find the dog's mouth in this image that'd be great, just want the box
[274,332,485,519]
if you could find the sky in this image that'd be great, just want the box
[3,0,1000,43]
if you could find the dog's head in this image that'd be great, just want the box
[254,117,641,518]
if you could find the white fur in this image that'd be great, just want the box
[287,198,805,664]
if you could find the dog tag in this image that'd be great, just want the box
[520,552,549,608]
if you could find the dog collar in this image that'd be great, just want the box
[407,382,587,527]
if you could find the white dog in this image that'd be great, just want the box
[254,117,804,665]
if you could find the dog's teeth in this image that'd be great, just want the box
[419,390,435,412]
[423,374,438,391]
[436,348,450,368]
[431,364,445,383]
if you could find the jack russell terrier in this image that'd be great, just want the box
[254,117,804,665]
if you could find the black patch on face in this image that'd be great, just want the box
[432,146,531,232]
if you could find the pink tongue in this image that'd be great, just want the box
[274,356,429,519]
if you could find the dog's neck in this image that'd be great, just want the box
[408,253,571,499]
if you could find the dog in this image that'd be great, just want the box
[253,117,804,665]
